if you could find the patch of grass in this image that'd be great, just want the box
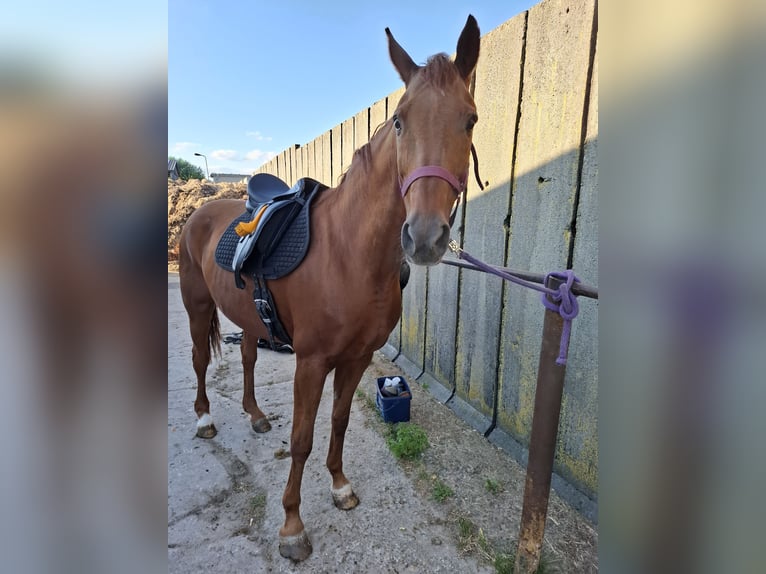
[456,516,492,561]
[385,422,429,460]
[355,388,378,412]
[421,380,430,390]
[246,491,267,528]
[354,388,383,420]
[456,514,555,573]
[484,477,503,495]
[493,551,553,574]
[458,516,474,540]
[431,479,454,502]
[232,490,267,537]
[493,552,514,574]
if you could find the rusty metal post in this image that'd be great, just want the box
[515,275,568,573]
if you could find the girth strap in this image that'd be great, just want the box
[252,276,292,350]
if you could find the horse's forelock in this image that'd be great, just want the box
[421,53,462,88]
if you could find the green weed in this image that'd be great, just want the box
[385,422,429,460]
[494,552,514,574]
[431,479,454,502]
[484,478,503,495]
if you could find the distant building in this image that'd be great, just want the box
[211,173,250,184]
[168,158,180,180]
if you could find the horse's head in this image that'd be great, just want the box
[386,15,480,265]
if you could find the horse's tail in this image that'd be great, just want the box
[209,309,222,360]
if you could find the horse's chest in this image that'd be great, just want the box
[353,293,401,350]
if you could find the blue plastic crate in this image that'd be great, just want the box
[375,376,411,423]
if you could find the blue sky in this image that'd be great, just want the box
[169,0,537,176]
[1,1,166,85]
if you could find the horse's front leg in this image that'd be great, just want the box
[279,356,328,562]
[327,354,372,510]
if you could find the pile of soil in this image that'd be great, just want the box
[167,178,247,269]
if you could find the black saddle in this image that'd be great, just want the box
[215,175,327,286]
[214,175,327,350]
[246,172,291,209]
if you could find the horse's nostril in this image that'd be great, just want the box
[401,222,415,254]
[435,223,451,251]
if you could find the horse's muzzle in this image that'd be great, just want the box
[401,216,450,265]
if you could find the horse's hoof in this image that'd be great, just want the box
[279,530,313,561]
[195,424,217,439]
[251,417,272,433]
[332,484,360,510]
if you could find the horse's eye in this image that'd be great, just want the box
[393,116,402,135]
[466,114,478,132]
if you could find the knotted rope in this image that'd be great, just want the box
[540,270,580,366]
[448,241,581,366]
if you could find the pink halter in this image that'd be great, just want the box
[399,165,467,198]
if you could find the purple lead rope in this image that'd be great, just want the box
[540,270,580,366]
[448,241,580,366]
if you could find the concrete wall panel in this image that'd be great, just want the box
[305,139,316,181]
[387,87,405,116]
[319,131,331,186]
[341,117,355,175]
[497,0,596,495]
[354,108,370,151]
[399,263,427,375]
[278,151,289,185]
[262,158,277,177]
[557,33,598,496]
[331,124,342,187]
[370,97,387,138]
[452,14,526,426]
[295,145,304,182]
[288,145,297,186]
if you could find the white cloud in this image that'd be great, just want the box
[210,149,239,160]
[245,130,272,141]
[244,149,277,162]
[170,141,199,154]
[204,149,277,175]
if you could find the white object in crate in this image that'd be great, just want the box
[381,377,402,396]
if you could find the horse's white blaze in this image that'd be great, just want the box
[196,413,214,429]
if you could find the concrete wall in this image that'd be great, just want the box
[256,0,598,517]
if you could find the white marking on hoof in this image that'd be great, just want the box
[279,531,310,546]
[196,413,214,429]
[331,484,353,500]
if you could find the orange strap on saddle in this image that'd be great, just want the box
[235,204,269,237]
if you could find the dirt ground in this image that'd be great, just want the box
[167,180,597,572]
[168,274,597,573]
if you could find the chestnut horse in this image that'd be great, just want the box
[179,15,480,561]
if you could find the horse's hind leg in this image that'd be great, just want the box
[180,260,220,439]
[326,354,372,510]
[187,301,220,439]
[241,331,271,433]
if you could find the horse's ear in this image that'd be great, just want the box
[386,27,419,86]
[455,14,480,85]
